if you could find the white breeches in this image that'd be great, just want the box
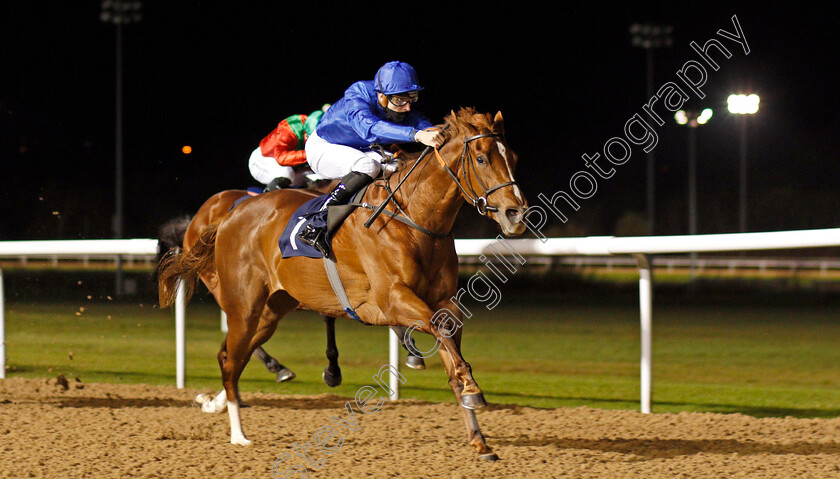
[248,148,311,186]
[305,131,384,179]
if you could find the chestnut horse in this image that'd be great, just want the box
[158,108,527,460]
[165,185,426,386]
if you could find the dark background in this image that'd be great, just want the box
[2,1,838,241]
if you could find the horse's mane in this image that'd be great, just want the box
[391,107,500,173]
[444,107,501,139]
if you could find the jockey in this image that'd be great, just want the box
[248,104,330,192]
[297,61,445,254]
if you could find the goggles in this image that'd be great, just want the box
[388,92,419,107]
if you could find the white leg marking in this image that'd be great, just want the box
[228,400,251,446]
[199,390,228,413]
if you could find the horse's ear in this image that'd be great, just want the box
[493,111,505,135]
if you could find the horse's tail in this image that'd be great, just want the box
[158,222,218,308]
[158,215,192,253]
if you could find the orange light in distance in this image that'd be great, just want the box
[182,145,192,154]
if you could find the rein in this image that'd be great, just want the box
[363,124,449,229]
[351,200,451,239]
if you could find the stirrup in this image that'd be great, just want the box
[297,225,330,258]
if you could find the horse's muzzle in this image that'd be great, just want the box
[498,206,527,237]
[505,208,523,224]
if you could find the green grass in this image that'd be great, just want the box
[4,296,840,418]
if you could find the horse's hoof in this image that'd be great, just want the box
[198,393,227,413]
[231,435,252,446]
[405,355,426,370]
[276,368,296,383]
[322,368,342,388]
[264,358,283,374]
[461,393,486,410]
[202,400,227,413]
[479,453,499,461]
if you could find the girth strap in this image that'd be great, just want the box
[323,256,365,323]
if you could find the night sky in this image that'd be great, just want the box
[2,1,839,241]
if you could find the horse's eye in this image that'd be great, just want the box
[476,155,487,165]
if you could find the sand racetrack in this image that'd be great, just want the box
[2,377,840,478]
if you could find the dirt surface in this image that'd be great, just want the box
[2,377,840,478]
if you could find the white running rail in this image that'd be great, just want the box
[451,227,840,412]
[4,230,840,413]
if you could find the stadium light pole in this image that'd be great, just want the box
[100,0,142,296]
[675,108,713,276]
[727,94,760,233]
[630,23,673,236]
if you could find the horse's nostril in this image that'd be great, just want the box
[505,208,522,223]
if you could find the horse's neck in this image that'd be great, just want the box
[398,139,464,235]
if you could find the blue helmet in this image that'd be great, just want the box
[374,61,424,95]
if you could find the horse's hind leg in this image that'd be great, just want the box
[226,290,299,445]
[213,285,296,446]
[253,346,296,383]
[322,315,342,387]
[198,270,296,384]
[393,325,426,370]
[218,312,258,445]
[195,337,231,414]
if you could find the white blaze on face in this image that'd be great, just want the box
[496,142,524,202]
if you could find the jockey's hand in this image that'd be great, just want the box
[415,129,445,149]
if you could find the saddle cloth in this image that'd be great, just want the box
[229,187,264,211]
[278,195,331,259]
[277,186,370,259]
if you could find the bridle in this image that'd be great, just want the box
[434,131,518,215]
[363,124,519,236]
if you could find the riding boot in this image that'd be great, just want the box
[297,171,373,256]
[263,177,292,192]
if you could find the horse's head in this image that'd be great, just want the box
[442,108,528,236]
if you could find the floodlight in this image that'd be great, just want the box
[697,108,713,125]
[727,94,760,115]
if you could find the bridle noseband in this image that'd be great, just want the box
[436,131,518,215]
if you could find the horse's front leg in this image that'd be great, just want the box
[436,326,497,460]
[385,287,494,459]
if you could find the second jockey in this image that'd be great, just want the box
[249,104,330,192]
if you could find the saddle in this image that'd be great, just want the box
[277,187,370,260]
[229,187,263,210]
